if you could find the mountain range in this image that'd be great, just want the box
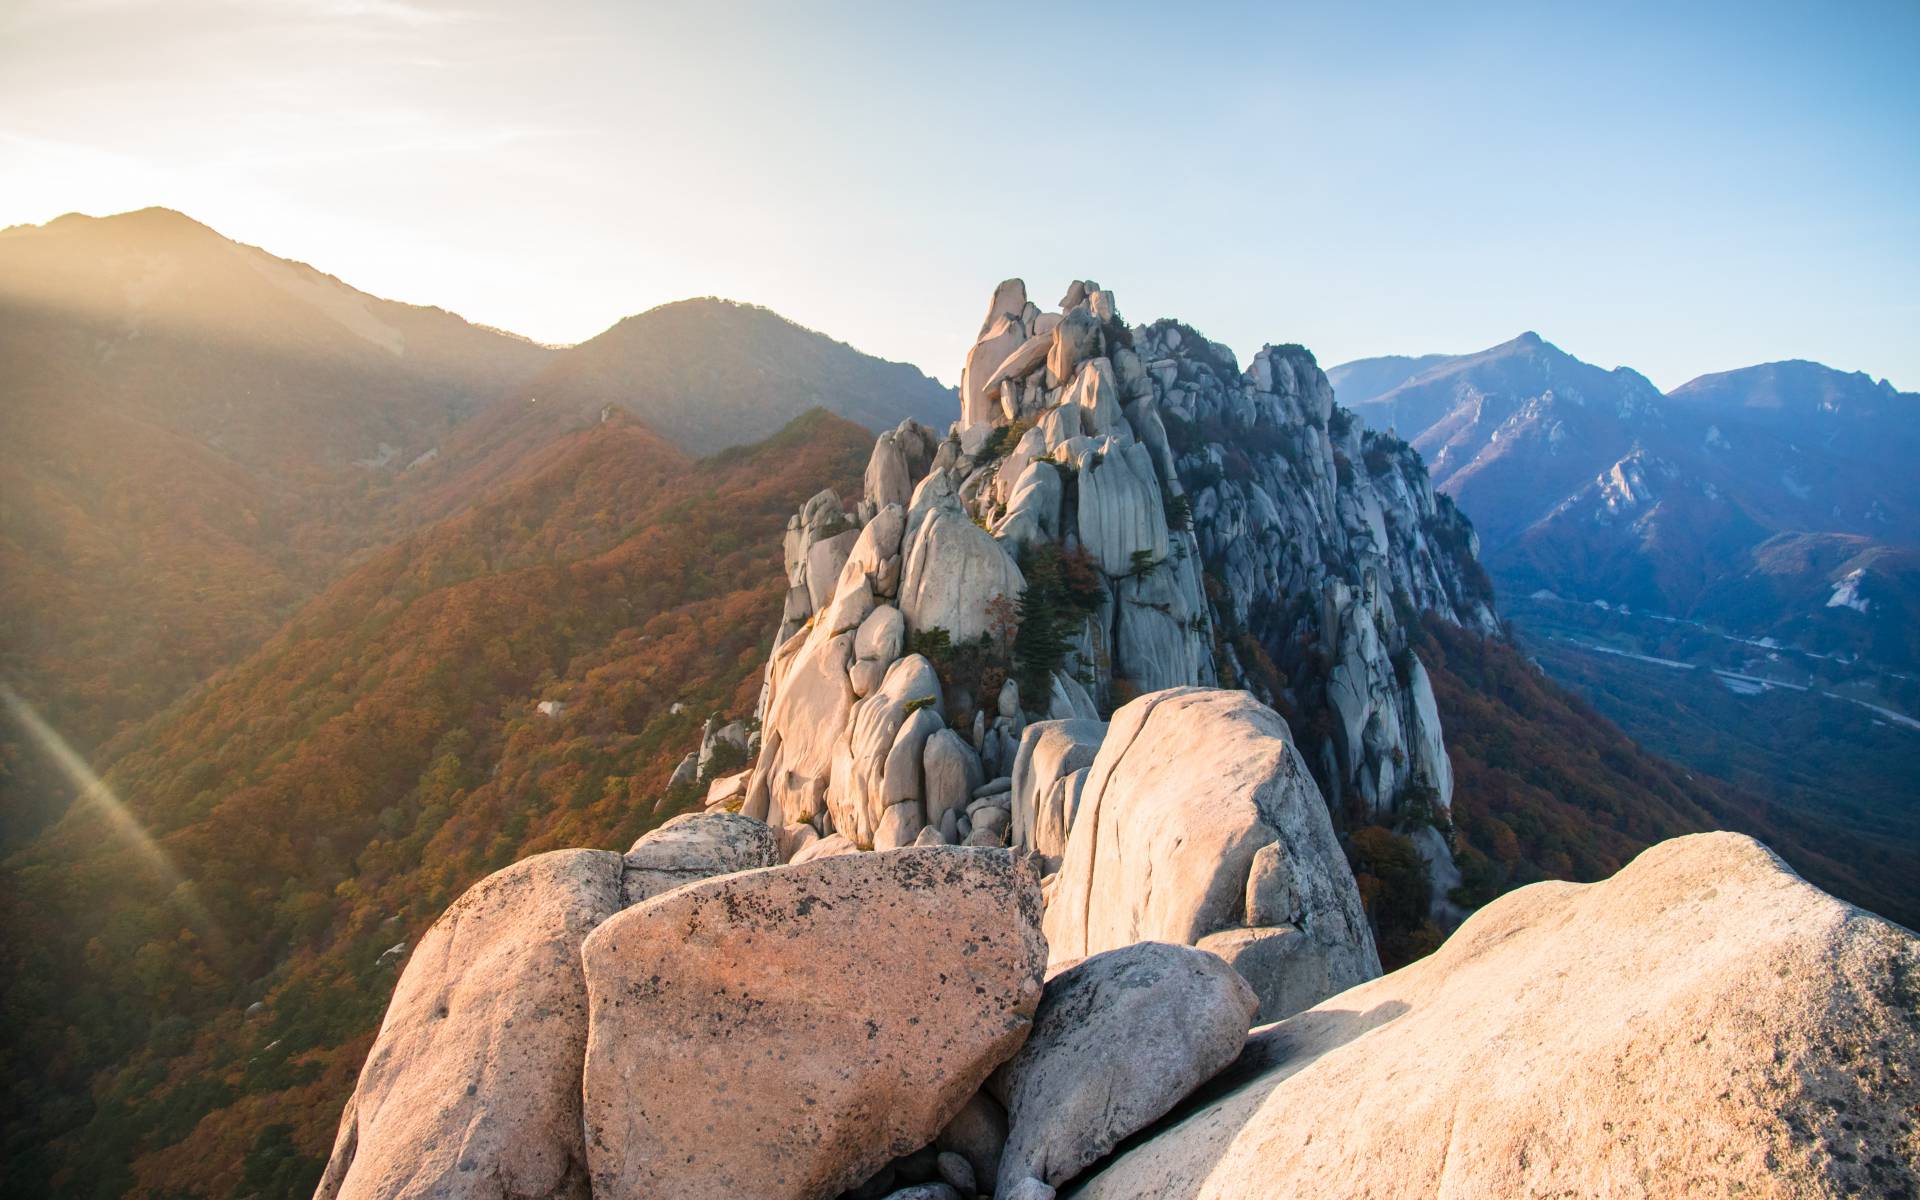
[2,213,1916,1200]
[1330,335,1920,670]
[0,209,951,847]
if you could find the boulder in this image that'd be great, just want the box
[923,728,985,832]
[1032,770,1087,874]
[978,277,1028,339]
[1044,689,1379,1020]
[875,799,928,850]
[981,331,1053,404]
[790,832,858,863]
[782,823,819,861]
[621,811,778,905]
[997,459,1063,548]
[1046,670,1100,722]
[934,1091,1009,1189]
[963,314,1029,430]
[935,1151,974,1192]
[580,848,1048,1200]
[667,751,698,791]
[899,502,1025,643]
[316,850,624,1200]
[805,527,861,613]
[1046,308,1101,387]
[1035,399,1082,450]
[989,943,1256,1195]
[1062,357,1123,437]
[866,432,913,511]
[880,705,945,812]
[840,503,908,600]
[838,655,943,845]
[1405,656,1453,814]
[702,769,747,811]
[752,628,857,826]
[852,603,907,698]
[1008,719,1105,856]
[1076,833,1920,1199]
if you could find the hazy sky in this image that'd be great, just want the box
[4,0,1916,390]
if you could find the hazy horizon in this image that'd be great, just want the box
[4,0,1916,391]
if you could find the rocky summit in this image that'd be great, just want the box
[318,279,1920,1199]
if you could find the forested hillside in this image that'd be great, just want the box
[0,210,552,845]
[0,410,872,1200]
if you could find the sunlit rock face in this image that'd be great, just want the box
[1072,833,1920,1200]
[579,847,1047,1200]
[1043,688,1381,1020]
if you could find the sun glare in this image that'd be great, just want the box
[0,683,216,935]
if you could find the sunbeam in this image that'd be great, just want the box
[0,681,219,938]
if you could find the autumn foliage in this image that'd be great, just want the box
[0,409,871,1200]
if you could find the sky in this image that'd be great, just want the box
[3,0,1916,391]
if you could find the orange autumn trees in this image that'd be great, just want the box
[1,409,870,1200]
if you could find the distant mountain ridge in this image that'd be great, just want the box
[1332,336,1920,673]
[507,297,955,456]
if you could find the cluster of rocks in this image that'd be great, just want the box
[737,278,1502,951]
[318,817,1918,1200]
[315,814,1268,1200]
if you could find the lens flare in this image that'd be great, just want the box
[1,682,217,937]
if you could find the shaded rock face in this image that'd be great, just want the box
[315,849,625,1200]
[988,942,1256,1195]
[579,847,1048,1200]
[1139,324,1491,826]
[1045,689,1380,1019]
[1075,833,1920,1200]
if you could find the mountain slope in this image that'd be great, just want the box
[0,408,873,1200]
[0,209,554,845]
[1417,616,1914,929]
[1338,333,1667,549]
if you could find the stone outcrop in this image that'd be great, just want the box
[741,278,1495,920]
[1045,689,1379,1020]
[1144,326,1491,825]
[1073,833,1920,1199]
[316,850,626,1200]
[988,943,1257,1196]
[579,848,1047,1200]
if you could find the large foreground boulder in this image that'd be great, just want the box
[315,849,625,1200]
[989,943,1256,1196]
[1076,833,1920,1199]
[580,847,1048,1200]
[1044,689,1379,1019]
